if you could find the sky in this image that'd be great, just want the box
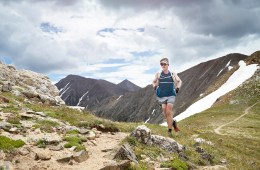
[0,0,259,87]
[160,61,258,125]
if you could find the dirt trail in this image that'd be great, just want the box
[12,132,129,170]
[82,132,128,170]
[214,101,259,135]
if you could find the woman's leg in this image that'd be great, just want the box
[162,103,167,117]
[165,103,173,130]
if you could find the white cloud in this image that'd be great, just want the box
[0,0,259,87]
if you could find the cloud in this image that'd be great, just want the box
[0,0,259,87]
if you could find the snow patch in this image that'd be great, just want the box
[60,83,71,97]
[226,60,231,67]
[151,109,155,115]
[145,117,150,123]
[116,95,123,100]
[77,91,89,106]
[228,66,233,70]
[68,106,85,112]
[217,68,223,77]
[59,82,70,93]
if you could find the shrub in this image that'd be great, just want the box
[0,136,25,151]
[161,158,188,170]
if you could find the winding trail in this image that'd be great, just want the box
[214,101,260,135]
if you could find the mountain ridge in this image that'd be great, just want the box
[55,75,140,109]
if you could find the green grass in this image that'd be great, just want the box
[36,139,48,148]
[33,120,59,133]
[63,135,85,151]
[7,115,21,124]
[0,136,25,151]
[161,158,188,170]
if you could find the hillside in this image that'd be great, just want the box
[0,55,259,169]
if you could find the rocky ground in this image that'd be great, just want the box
[0,106,129,170]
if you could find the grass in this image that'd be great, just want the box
[33,120,59,133]
[63,135,85,151]
[0,136,25,151]
[6,115,21,124]
[161,159,188,170]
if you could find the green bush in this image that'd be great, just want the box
[0,136,25,150]
[63,136,85,151]
[161,158,188,170]
[36,139,48,148]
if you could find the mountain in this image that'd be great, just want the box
[117,79,141,92]
[91,52,251,123]
[55,75,139,109]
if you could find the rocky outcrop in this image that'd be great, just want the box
[0,63,64,105]
[130,125,184,153]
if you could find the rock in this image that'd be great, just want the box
[220,159,227,164]
[114,143,138,163]
[199,165,227,170]
[57,155,73,163]
[148,135,184,152]
[100,160,131,170]
[0,96,9,103]
[2,82,12,92]
[98,124,106,130]
[7,65,16,70]
[0,121,12,131]
[131,125,184,153]
[19,113,34,119]
[85,130,96,140]
[8,127,19,134]
[22,90,39,99]
[130,125,151,144]
[0,160,13,170]
[78,128,90,134]
[0,150,5,160]
[73,150,89,163]
[35,149,51,160]
[194,138,214,146]
[69,146,77,151]
[18,148,30,156]
[47,145,63,151]
[35,112,47,117]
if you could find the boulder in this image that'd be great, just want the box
[2,83,12,92]
[35,149,51,160]
[130,125,151,144]
[114,143,138,163]
[131,125,184,153]
[73,150,89,163]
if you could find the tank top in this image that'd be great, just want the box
[158,71,176,97]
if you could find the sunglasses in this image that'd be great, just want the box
[160,63,167,66]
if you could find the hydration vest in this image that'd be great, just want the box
[156,71,176,97]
